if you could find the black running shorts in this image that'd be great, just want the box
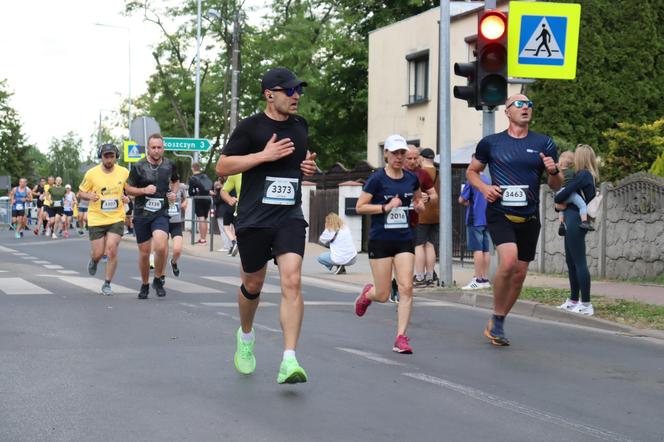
[485,206,540,262]
[368,240,415,259]
[236,218,307,273]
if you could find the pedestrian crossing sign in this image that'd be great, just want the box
[507,2,581,80]
[123,140,145,163]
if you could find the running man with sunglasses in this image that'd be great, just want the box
[216,67,317,384]
[466,94,562,346]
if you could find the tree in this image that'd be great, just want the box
[650,151,664,178]
[529,0,664,159]
[46,132,84,188]
[0,79,37,185]
[602,118,664,183]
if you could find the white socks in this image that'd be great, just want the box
[283,349,296,360]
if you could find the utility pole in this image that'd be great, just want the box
[194,0,202,163]
[229,11,241,133]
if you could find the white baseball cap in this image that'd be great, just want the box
[384,134,408,152]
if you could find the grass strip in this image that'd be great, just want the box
[520,287,664,331]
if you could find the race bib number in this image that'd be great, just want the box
[168,202,179,216]
[15,203,23,210]
[101,199,119,211]
[500,185,529,207]
[53,200,62,208]
[384,207,408,229]
[262,176,298,206]
[145,197,163,212]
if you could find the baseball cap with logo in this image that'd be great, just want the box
[383,134,408,152]
[420,148,435,159]
[261,67,308,92]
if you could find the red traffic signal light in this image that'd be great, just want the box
[477,10,508,108]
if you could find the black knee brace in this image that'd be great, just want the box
[240,284,260,300]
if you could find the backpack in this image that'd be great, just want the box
[193,173,213,195]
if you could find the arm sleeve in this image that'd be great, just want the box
[474,139,490,164]
[319,229,335,246]
[554,170,591,203]
[362,173,379,197]
[544,136,558,162]
[222,178,234,193]
[460,183,471,201]
[79,172,92,193]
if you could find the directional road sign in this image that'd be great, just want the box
[163,137,211,152]
[507,2,581,80]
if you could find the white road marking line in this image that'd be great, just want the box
[202,276,281,293]
[21,256,38,260]
[38,275,135,294]
[57,270,79,275]
[131,277,221,294]
[12,252,28,256]
[179,302,201,308]
[0,270,8,273]
[202,302,277,308]
[0,246,17,253]
[0,277,52,295]
[336,347,408,367]
[34,261,50,264]
[215,311,281,333]
[300,275,361,292]
[43,264,64,269]
[402,373,636,442]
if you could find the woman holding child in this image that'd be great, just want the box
[554,144,600,316]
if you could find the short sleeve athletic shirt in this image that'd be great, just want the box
[127,157,180,219]
[79,164,130,226]
[221,112,308,231]
[474,130,558,217]
[363,168,420,241]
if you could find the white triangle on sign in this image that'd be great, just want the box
[519,17,564,60]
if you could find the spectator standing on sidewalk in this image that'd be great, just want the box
[414,147,440,287]
[317,212,357,274]
[188,162,213,244]
[555,144,600,316]
[165,180,188,279]
[459,170,492,290]
[212,177,232,251]
[220,173,242,256]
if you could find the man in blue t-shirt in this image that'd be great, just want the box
[459,171,491,290]
[466,94,562,346]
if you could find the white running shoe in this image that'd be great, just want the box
[557,298,578,311]
[51,233,57,239]
[479,279,491,289]
[571,303,594,316]
[461,278,482,290]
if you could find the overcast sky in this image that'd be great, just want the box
[0,0,264,155]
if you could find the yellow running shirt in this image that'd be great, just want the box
[78,164,130,227]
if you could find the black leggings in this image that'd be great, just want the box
[564,209,591,302]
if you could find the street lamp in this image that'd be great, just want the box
[194,0,202,163]
[94,23,132,140]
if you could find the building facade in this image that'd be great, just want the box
[367,1,517,165]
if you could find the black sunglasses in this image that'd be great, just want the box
[507,100,533,109]
[270,84,304,97]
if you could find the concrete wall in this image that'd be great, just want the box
[367,5,518,166]
[533,173,664,280]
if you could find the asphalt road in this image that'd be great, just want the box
[1,232,663,442]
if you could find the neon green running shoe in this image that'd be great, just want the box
[277,356,308,384]
[234,327,256,375]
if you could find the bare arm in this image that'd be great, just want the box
[356,191,401,215]
[125,183,152,197]
[220,189,237,206]
[466,158,502,203]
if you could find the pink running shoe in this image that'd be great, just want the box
[63,230,69,239]
[393,335,413,354]
[355,283,373,317]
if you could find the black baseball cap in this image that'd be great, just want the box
[261,67,308,91]
[99,143,119,157]
[420,148,435,159]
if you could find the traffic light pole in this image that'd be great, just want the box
[482,107,499,280]
[438,0,453,288]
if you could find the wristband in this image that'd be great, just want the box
[549,167,560,176]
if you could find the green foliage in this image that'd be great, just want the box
[46,132,84,189]
[650,150,664,178]
[602,118,664,183]
[0,79,37,185]
[529,0,664,162]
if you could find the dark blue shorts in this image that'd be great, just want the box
[466,225,491,252]
[78,207,88,213]
[134,215,170,244]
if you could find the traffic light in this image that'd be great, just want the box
[453,60,479,109]
[476,10,508,108]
